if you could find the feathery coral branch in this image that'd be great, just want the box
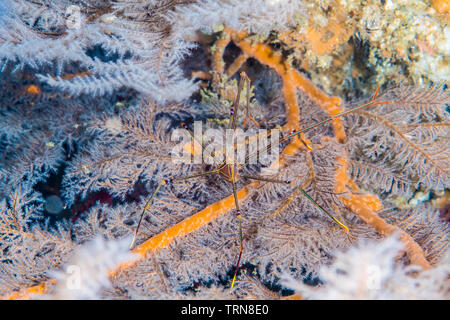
[335,156,431,269]
[2,25,437,300]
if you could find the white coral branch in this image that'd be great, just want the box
[282,236,450,299]
[47,236,137,299]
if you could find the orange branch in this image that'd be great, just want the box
[25,85,41,95]
[113,181,259,273]
[226,53,249,78]
[335,157,431,269]
[3,280,56,300]
[59,71,91,81]
[191,70,212,81]
[212,33,230,82]
[282,74,301,131]
[2,183,257,299]
[226,29,346,142]
[4,137,305,300]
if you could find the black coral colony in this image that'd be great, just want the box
[0,0,448,299]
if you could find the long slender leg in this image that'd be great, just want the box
[237,86,388,174]
[229,71,260,131]
[180,122,205,161]
[130,170,217,249]
[230,162,243,290]
[240,175,349,232]
[229,73,245,130]
[242,73,260,129]
[239,174,289,184]
[295,186,349,232]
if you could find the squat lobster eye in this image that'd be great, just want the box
[164,178,173,184]
[230,107,235,115]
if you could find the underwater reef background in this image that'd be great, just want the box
[0,0,449,299]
